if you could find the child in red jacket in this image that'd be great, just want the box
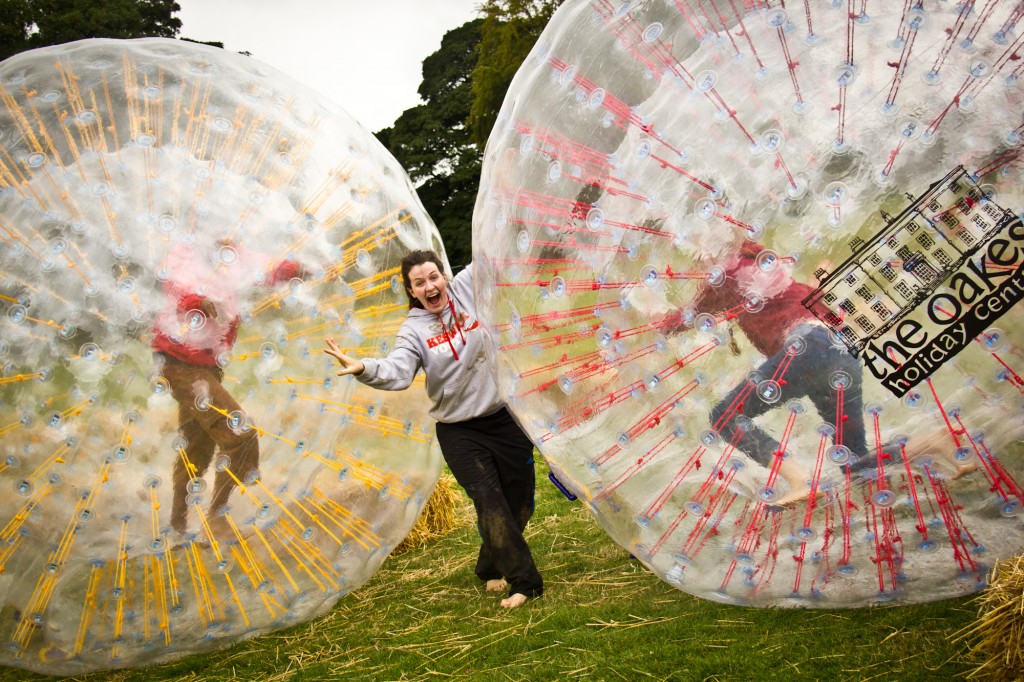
[152,240,302,542]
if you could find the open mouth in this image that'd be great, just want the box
[426,291,442,307]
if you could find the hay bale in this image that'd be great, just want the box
[956,550,1024,680]
[394,473,461,554]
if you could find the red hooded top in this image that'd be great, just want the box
[152,242,301,366]
[692,242,817,357]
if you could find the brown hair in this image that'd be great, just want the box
[400,250,446,309]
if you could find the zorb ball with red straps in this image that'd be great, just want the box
[0,38,443,673]
[474,0,1024,606]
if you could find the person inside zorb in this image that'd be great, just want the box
[663,238,979,506]
[152,238,304,544]
[664,238,882,506]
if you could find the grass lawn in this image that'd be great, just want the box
[0,459,979,681]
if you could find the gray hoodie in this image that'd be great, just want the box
[355,263,504,424]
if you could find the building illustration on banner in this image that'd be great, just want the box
[803,166,1022,396]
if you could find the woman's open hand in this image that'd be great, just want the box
[323,338,365,376]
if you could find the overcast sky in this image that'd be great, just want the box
[176,1,482,132]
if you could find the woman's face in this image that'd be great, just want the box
[407,262,449,313]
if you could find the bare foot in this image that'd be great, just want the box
[774,485,813,506]
[500,593,528,609]
[485,579,508,592]
[773,458,817,506]
[951,461,980,480]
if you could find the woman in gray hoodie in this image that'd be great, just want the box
[324,250,543,608]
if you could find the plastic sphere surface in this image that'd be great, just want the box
[474,0,1024,607]
[0,39,444,673]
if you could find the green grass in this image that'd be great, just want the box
[0,458,979,681]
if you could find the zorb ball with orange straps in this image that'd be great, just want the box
[0,38,444,673]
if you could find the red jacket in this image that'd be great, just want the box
[152,242,301,366]
[692,242,816,357]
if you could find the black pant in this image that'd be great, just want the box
[435,408,543,598]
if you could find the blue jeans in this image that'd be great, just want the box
[710,325,878,469]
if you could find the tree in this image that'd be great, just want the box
[378,2,562,268]
[468,0,561,146]
[0,0,182,61]
[0,0,36,60]
[377,19,484,270]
